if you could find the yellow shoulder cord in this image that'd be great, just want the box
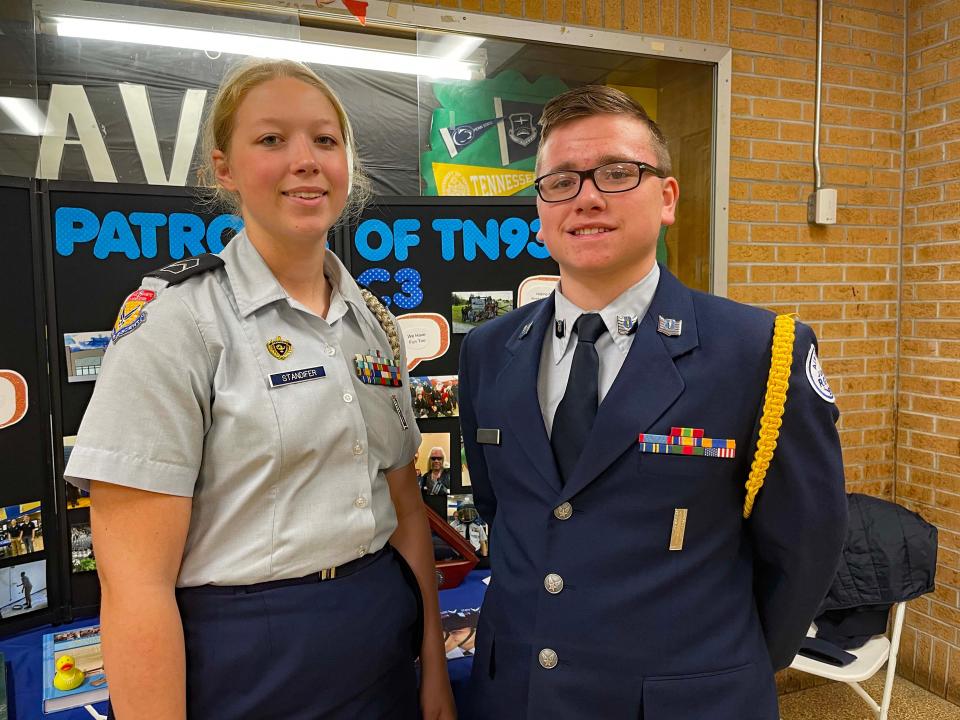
[359,289,402,363]
[742,314,796,519]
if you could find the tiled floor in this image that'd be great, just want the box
[779,675,960,719]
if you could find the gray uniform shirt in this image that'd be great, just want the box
[65,231,421,587]
[538,263,660,436]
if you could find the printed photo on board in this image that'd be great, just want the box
[0,501,43,560]
[460,435,471,488]
[62,331,111,383]
[63,437,90,509]
[451,290,513,334]
[0,558,47,618]
[410,375,459,418]
[447,494,488,558]
[71,521,95,573]
[417,433,452,497]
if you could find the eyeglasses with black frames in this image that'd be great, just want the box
[534,161,666,203]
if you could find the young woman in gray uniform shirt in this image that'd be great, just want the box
[65,60,456,720]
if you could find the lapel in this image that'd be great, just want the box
[562,266,700,500]
[497,295,563,493]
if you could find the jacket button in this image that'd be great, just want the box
[544,573,564,594]
[554,502,573,520]
[538,648,558,669]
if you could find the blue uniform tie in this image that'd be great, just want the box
[550,313,607,485]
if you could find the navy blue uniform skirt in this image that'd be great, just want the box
[108,546,422,719]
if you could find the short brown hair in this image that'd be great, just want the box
[537,85,672,175]
[198,59,371,222]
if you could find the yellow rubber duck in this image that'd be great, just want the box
[53,655,85,691]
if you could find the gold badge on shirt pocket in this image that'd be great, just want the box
[266,336,293,360]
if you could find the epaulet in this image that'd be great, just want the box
[359,288,402,363]
[144,254,224,285]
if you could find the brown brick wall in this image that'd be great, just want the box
[728,0,903,508]
[897,0,960,703]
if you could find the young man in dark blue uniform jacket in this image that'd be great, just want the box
[459,86,848,719]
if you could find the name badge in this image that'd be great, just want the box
[476,428,501,445]
[269,365,326,388]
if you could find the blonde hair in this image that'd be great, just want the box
[537,85,672,175]
[199,58,371,223]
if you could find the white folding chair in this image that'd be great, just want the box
[789,601,907,720]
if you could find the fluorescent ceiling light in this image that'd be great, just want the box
[425,35,485,62]
[0,97,45,135]
[54,17,479,80]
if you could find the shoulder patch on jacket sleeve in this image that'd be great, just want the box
[805,344,836,403]
[144,254,225,285]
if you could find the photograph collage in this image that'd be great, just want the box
[409,275,559,567]
[412,287,521,565]
[0,501,48,619]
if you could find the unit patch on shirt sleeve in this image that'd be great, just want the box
[112,289,156,343]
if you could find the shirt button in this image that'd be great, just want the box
[538,648,558,669]
[544,573,564,594]
[355,496,368,509]
[554,502,573,520]
[353,441,364,456]
[326,346,336,356]
[343,392,353,403]
[357,545,368,556]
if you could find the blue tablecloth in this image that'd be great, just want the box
[0,570,489,719]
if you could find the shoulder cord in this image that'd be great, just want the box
[359,289,402,363]
[743,314,796,519]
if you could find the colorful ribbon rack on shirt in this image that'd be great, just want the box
[638,427,736,458]
[354,351,402,387]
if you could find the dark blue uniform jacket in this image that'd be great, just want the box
[459,266,848,720]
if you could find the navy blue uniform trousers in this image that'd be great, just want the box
[107,547,421,719]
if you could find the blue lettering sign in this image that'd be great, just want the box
[55,207,99,256]
[355,219,393,262]
[129,212,167,258]
[54,207,243,260]
[356,267,424,311]
[357,216,543,263]
[432,218,462,261]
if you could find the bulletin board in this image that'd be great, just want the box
[0,177,61,634]
[341,197,559,561]
[5,182,559,621]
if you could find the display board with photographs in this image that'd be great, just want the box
[0,178,60,630]
[343,197,557,502]
[343,197,558,570]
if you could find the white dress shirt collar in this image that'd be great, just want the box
[550,263,661,365]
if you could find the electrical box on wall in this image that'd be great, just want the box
[807,188,837,225]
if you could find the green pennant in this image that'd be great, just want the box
[421,70,568,197]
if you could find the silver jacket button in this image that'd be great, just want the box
[538,648,558,669]
[544,573,564,594]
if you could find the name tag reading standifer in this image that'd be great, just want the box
[269,365,326,388]
[476,428,501,445]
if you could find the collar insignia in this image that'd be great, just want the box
[657,316,682,337]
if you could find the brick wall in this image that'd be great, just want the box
[727,0,903,503]
[895,0,960,702]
